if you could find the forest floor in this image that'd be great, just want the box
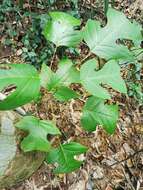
[0,0,143,190]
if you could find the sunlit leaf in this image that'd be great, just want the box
[80,59,127,99]
[84,8,142,61]
[43,12,82,47]
[0,64,40,110]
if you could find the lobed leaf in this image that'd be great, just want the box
[16,116,61,152]
[81,96,118,134]
[40,59,80,101]
[0,64,40,110]
[84,8,142,61]
[46,142,87,173]
[80,59,127,99]
[43,12,82,47]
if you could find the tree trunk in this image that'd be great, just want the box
[0,111,45,189]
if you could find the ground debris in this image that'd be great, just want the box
[1,0,143,190]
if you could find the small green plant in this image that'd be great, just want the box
[0,8,142,174]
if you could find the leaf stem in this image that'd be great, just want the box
[59,143,68,165]
[135,51,143,57]
[50,46,57,68]
[109,148,143,167]
[78,52,92,67]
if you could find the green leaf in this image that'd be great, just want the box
[40,63,53,88]
[81,96,118,134]
[84,8,142,61]
[46,142,87,173]
[55,59,80,86]
[40,59,80,101]
[16,116,61,152]
[43,12,82,47]
[40,59,80,91]
[0,64,40,110]
[80,59,127,99]
[54,86,79,102]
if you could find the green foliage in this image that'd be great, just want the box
[0,7,142,175]
[128,82,143,104]
[46,142,87,173]
[0,0,21,49]
[81,96,118,134]
[84,8,142,61]
[43,12,82,47]
[40,59,79,101]
[0,1,53,68]
[0,64,40,110]
[16,116,61,152]
[80,59,127,99]
[127,61,143,104]
[21,13,53,68]
[54,86,79,101]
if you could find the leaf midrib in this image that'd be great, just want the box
[59,144,69,166]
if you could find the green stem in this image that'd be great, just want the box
[50,46,57,68]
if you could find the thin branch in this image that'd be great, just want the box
[50,46,57,68]
[77,52,92,67]
[109,148,143,167]
[81,52,92,63]
[121,164,136,190]
[0,55,11,59]
[135,51,143,57]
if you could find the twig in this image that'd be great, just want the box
[50,46,57,68]
[81,52,92,63]
[109,148,143,167]
[131,47,143,51]
[0,55,11,59]
[121,164,136,190]
[77,52,92,67]
[135,51,143,57]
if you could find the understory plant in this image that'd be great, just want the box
[0,8,142,174]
